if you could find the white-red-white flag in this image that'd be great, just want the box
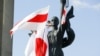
[61,6,67,24]
[24,32,36,56]
[25,28,49,56]
[10,6,49,56]
[34,29,48,56]
[10,6,50,36]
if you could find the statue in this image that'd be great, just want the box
[28,0,75,56]
[47,5,75,56]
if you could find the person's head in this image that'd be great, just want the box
[47,16,59,30]
[51,16,59,27]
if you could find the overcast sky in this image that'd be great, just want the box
[13,0,100,56]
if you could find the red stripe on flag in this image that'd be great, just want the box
[28,14,48,22]
[35,38,47,56]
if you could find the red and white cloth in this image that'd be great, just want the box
[25,28,49,56]
[10,6,49,36]
[10,6,50,56]
[61,6,67,24]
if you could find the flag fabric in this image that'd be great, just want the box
[25,32,36,56]
[25,28,49,56]
[10,6,50,56]
[35,28,48,56]
[10,6,50,36]
[61,6,67,24]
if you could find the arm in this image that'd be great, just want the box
[62,6,75,48]
[62,28,75,48]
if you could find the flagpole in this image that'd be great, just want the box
[60,0,66,30]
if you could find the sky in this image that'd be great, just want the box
[13,0,100,56]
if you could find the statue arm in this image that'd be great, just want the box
[57,5,75,48]
[62,6,75,48]
[62,28,75,48]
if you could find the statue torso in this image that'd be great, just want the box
[47,30,58,47]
